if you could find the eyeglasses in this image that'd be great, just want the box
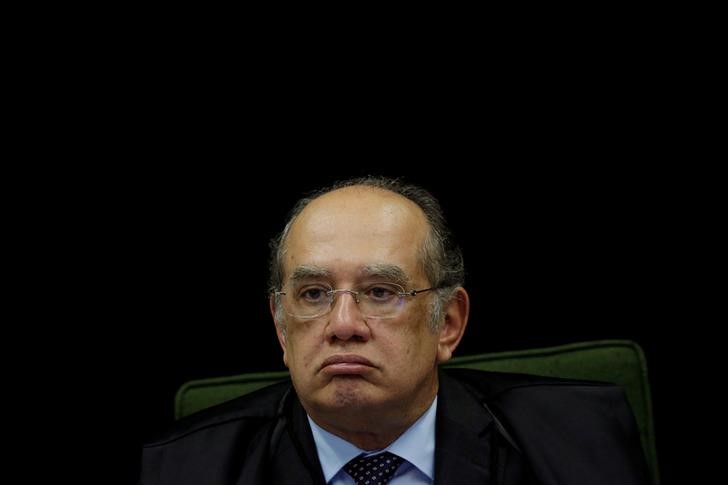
[274,282,436,319]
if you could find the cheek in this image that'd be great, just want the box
[385,319,436,363]
[286,327,321,370]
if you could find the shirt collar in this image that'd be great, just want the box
[387,396,437,480]
[308,396,437,482]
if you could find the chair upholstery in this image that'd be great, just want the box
[175,339,659,484]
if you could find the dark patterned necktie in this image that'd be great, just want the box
[344,451,404,485]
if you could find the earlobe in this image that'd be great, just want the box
[270,295,289,368]
[436,287,470,364]
[275,324,289,368]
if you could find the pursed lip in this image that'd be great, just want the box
[319,354,377,375]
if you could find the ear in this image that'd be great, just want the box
[269,295,289,368]
[436,287,470,364]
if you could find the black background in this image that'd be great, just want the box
[31,15,716,482]
[104,167,685,484]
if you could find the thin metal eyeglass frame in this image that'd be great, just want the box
[273,284,437,319]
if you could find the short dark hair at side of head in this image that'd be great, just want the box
[267,176,465,299]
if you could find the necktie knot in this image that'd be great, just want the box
[344,451,404,485]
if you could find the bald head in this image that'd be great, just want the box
[284,186,429,282]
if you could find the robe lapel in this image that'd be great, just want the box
[274,395,327,485]
[434,370,494,484]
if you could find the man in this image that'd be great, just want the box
[139,176,650,484]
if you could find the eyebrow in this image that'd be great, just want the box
[289,265,332,284]
[360,264,409,287]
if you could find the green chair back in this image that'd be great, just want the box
[175,339,658,484]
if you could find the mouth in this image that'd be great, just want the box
[319,354,377,376]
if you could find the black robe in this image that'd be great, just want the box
[139,369,650,484]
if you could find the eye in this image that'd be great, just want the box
[364,284,400,302]
[297,286,331,303]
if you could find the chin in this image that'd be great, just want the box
[320,376,379,409]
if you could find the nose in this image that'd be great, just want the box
[324,290,371,342]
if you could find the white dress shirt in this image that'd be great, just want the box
[308,397,437,484]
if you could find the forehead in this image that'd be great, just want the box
[283,186,430,282]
